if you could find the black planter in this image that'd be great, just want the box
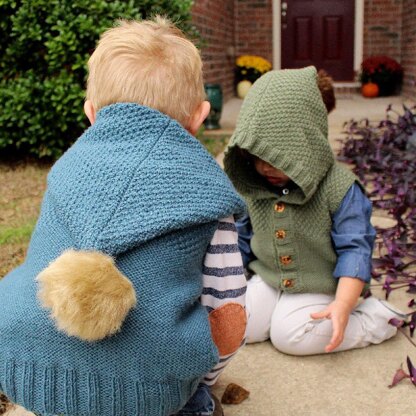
[361,69,403,97]
[377,82,401,97]
[204,84,223,130]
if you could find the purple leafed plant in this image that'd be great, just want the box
[338,104,416,387]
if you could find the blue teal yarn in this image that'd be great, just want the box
[0,104,245,416]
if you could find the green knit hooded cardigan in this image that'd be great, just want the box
[224,66,359,294]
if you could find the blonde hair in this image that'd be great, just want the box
[86,16,205,127]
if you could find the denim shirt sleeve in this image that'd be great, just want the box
[331,183,376,283]
[235,214,257,268]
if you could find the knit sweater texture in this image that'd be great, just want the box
[224,67,358,294]
[0,103,245,416]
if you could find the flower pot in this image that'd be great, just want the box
[204,84,223,130]
[360,56,403,97]
[237,80,252,99]
[377,82,400,97]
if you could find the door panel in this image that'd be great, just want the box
[323,16,342,59]
[294,18,313,60]
[281,0,355,81]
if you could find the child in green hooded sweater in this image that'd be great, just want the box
[224,66,405,355]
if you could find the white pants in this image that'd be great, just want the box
[246,275,399,355]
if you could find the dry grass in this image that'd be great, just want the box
[0,162,50,278]
[198,135,230,157]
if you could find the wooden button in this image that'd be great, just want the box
[280,255,292,265]
[274,202,285,213]
[282,279,294,288]
[275,230,286,239]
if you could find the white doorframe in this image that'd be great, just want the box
[272,0,364,79]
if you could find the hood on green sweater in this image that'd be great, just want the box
[224,66,334,205]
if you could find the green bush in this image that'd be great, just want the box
[0,0,197,158]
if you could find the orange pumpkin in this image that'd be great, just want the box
[361,82,379,98]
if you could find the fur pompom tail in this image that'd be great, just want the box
[36,250,137,341]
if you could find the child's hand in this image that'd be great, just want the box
[310,300,352,352]
[310,276,365,353]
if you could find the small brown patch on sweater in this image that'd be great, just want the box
[209,303,247,356]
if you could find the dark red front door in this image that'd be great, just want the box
[281,0,355,81]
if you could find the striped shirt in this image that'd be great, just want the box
[201,216,247,385]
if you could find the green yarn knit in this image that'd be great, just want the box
[224,67,359,294]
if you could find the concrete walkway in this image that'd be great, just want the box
[211,94,415,415]
[4,95,415,416]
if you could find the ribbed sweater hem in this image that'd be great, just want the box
[0,359,198,416]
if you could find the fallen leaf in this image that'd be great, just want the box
[388,366,410,388]
[221,383,250,405]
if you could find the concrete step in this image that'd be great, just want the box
[334,82,361,98]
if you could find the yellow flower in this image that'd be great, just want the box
[236,55,272,73]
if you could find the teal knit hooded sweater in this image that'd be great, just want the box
[224,67,358,294]
[0,103,245,416]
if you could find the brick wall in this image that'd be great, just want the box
[363,0,403,62]
[191,0,236,99]
[191,0,274,100]
[234,0,273,65]
[401,0,416,98]
[192,0,415,98]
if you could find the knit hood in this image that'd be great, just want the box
[47,103,245,255]
[224,66,334,205]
